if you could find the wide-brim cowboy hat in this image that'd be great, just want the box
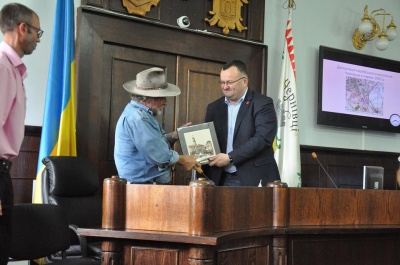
[123,67,181,97]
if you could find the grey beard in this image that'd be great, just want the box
[151,108,163,117]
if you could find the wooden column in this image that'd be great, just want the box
[268,181,289,227]
[102,176,127,229]
[188,246,215,265]
[189,178,215,236]
[101,241,122,265]
[273,236,287,265]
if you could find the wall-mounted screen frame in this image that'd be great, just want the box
[318,46,400,133]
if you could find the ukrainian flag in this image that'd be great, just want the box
[33,0,77,203]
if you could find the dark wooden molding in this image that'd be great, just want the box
[24,125,41,137]
[301,145,399,157]
[300,145,399,190]
[80,0,265,43]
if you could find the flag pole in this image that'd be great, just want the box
[288,0,294,8]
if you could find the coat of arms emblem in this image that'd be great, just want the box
[122,0,160,16]
[205,0,249,35]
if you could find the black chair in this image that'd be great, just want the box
[9,203,99,264]
[41,156,102,260]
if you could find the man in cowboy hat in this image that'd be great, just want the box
[114,67,200,184]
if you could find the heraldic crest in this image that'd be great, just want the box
[122,0,160,16]
[205,0,249,35]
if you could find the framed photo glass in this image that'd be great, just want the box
[177,122,220,164]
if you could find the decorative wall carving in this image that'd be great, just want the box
[82,0,264,42]
[122,0,160,16]
[205,0,249,35]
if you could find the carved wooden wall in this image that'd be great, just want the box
[81,0,265,43]
[75,6,268,185]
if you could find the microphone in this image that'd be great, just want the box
[311,152,338,188]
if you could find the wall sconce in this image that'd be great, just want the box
[352,5,397,51]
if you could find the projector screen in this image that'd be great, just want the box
[317,46,400,133]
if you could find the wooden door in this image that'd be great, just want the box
[102,44,177,163]
[174,57,223,184]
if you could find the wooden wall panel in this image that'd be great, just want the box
[102,44,177,162]
[288,188,400,226]
[84,0,104,8]
[218,246,270,265]
[76,6,268,184]
[176,57,223,126]
[174,57,223,184]
[80,1,265,42]
[130,247,179,265]
[288,235,400,265]
[300,145,399,190]
[11,126,40,204]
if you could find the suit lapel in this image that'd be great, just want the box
[220,99,228,147]
[234,90,252,137]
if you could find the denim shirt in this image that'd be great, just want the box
[114,100,179,183]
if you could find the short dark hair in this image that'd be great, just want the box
[222,60,248,76]
[0,3,37,33]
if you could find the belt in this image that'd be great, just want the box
[0,159,12,172]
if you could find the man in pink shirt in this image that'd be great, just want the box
[0,3,41,264]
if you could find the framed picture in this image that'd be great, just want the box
[177,122,220,165]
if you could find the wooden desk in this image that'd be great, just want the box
[78,227,285,264]
[77,181,400,265]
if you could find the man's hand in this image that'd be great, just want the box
[170,122,192,140]
[177,155,200,171]
[208,153,230,167]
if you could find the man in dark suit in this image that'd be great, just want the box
[204,60,280,186]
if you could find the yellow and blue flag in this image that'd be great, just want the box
[33,0,77,203]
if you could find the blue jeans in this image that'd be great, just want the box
[130,172,171,184]
[154,172,171,184]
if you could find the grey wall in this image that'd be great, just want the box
[265,1,400,153]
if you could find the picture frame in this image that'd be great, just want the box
[177,122,220,165]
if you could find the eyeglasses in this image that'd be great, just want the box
[219,77,246,87]
[22,22,43,38]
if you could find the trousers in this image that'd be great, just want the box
[0,159,13,265]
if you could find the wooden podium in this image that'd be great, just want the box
[77,178,400,265]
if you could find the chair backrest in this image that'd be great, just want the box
[10,204,70,260]
[41,156,102,241]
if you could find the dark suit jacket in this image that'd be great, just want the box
[204,89,280,186]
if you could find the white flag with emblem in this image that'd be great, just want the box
[274,7,301,187]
